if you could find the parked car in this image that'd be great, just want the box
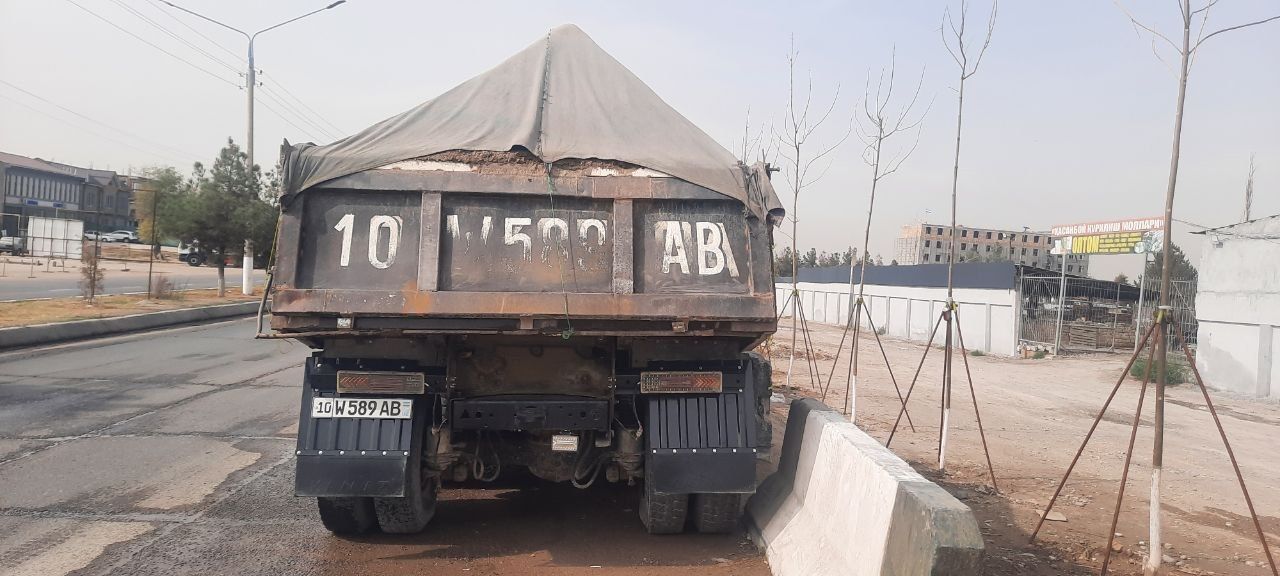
[102,230,140,243]
[0,235,26,255]
[83,231,103,242]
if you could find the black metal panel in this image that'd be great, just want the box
[295,454,407,497]
[647,451,756,494]
[451,397,609,431]
[635,199,750,294]
[296,384,416,453]
[296,190,422,290]
[440,194,613,292]
[647,393,746,450]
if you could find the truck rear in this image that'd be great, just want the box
[268,24,783,535]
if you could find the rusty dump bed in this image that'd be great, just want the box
[270,152,779,343]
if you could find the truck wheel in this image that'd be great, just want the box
[691,493,742,534]
[316,497,376,535]
[640,478,688,534]
[374,448,438,533]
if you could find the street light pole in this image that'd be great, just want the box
[159,1,344,295]
[159,0,345,168]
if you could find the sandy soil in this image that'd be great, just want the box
[0,289,257,327]
[767,318,1280,576]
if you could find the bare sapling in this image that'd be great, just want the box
[774,36,850,390]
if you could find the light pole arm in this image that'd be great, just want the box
[157,0,249,40]
[251,1,346,41]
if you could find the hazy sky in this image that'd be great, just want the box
[2,1,1277,279]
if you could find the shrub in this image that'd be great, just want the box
[79,248,105,302]
[149,275,176,299]
[1032,350,1048,360]
[1129,356,1188,384]
[970,350,986,357]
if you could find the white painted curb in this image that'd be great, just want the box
[0,301,260,350]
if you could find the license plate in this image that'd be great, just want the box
[311,397,413,419]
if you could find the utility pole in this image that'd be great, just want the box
[159,1,345,296]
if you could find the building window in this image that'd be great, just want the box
[1033,248,1039,256]
[1068,265,1074,272]
[1021,247,1027,255]
[1034,235,1040,242]
[960,229,967,237]
[1022,234,1028,242]
[985,245,991,252]
[935,255,942,262]
[925,226,932,234]
[998,232,1005,240]
[924,240,931,248]
[986,231,992,239]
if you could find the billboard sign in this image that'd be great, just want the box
[1050,217,1164,256]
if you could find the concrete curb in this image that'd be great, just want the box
[747,398,984,576]
[0,301,260,350]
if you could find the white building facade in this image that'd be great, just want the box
[1194,215,1280,399]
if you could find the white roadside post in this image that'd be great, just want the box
[242,239,253,295]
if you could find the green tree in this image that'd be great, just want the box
[1114,273,1130,286]
[800,247,819,268]
[166,139,275,296]
[817,250,840,267]
[1144,243,1197,285]
[774,246,795,277]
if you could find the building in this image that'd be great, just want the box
[0,150,133,235]
[894,222,1090,276]
[1193,215,1280,399]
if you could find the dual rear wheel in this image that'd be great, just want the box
[640,479,742,535]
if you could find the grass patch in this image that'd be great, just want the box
[0,288,256,328]
[1129,356,1189,384]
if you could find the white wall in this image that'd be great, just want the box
[777,281,1019,356]
[1195,216,1280,399]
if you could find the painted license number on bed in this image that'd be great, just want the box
[311,397,412,419]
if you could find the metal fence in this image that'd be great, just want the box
[1018,273,1196,354]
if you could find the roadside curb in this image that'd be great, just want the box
[0,301,261,350]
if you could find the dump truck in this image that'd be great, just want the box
[268,24,783,535]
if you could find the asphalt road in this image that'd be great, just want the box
[0,261,267,301]
[0,319,768,576]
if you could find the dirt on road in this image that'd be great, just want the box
[768,319,1280,576]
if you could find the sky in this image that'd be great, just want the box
[2,0,1277,280]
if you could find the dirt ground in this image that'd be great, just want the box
[767,318,1279,576]
[0,288,257,327]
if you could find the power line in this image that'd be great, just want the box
[62,0,240,89]
[0,79,205,160]
[0,92,193,166]
[259,71,344,135]
[106,0,242,75]
[141,0,246,65]
[257,84,338,141]
[255,96,325,145]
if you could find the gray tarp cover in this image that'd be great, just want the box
[280,24,781,217]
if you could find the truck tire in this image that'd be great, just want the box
[747,351,774,448]
[640,477,688,534]
[316,497,376,535]
[374,445,437,534]
[691,493,742,534]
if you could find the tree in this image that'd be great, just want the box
[775,246,796,276]
[890,259,900,266]
[874,254,885,266]
[166,139,272,296]
[840,247,856,266]
[775,36,850,390]
[1114,273,1130,286]
[1075,3,1279,572]
[817,251,841,268]
[1143,243,1197,286]
[800,247,819,268]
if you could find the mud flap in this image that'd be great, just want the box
[294,360,424,498]
[644,387,761,495]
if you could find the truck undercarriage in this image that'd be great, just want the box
[293,335,772,534]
